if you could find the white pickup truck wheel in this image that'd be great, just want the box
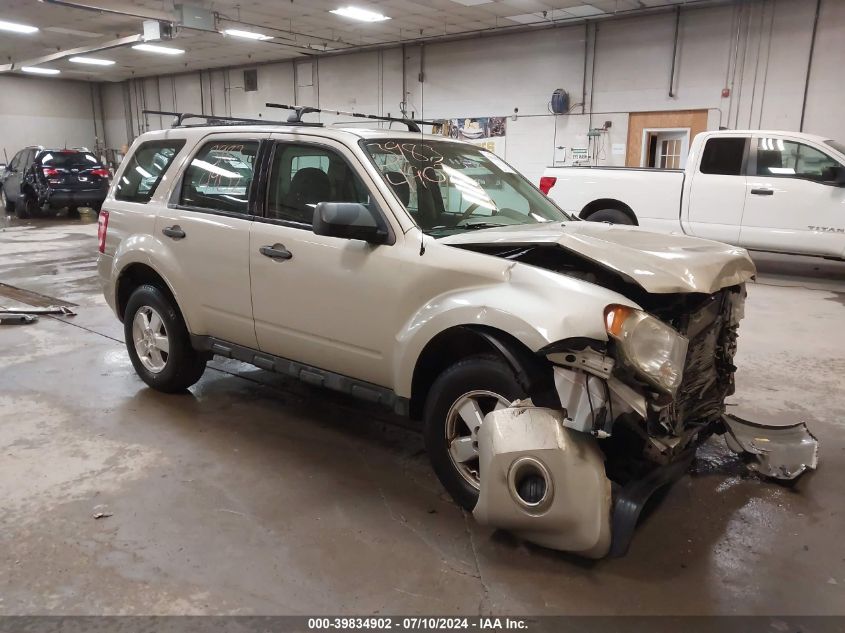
[423,356,526,510]
[124,284,207,393]
[587,208,634,225]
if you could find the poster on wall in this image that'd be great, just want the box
[431,117,507,158]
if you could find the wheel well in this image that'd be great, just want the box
[580,199,637,225]
[115,263,178,322]
[408,325,554,420]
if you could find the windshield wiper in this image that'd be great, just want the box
[457,222,506,231]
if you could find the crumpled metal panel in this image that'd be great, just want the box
[722,414,819,480]
[440,221,757,294]
[473,405,612,558]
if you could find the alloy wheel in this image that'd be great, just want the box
[132,306,170,373]
[444,390,510,490]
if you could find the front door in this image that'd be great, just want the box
[740,135,845,258]
[155,135,264,347]
[684,135,748,244]
[249,137,400,388]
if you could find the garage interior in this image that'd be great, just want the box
[1,0,844,620]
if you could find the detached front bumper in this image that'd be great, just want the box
[473,403,819,558]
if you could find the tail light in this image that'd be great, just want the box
[539,176,557,195]
[97,210,109,254]
[91,168,110,178]
[42,168,60,178]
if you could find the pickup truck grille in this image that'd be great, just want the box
[665,288,742,433]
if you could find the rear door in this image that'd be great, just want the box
[155,133,267,348]
[739,135,845,258]
[684,135,748,243]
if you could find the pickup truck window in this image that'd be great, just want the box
[756,137,843,182]
[116,140,186,203]
[180,140,258,214]
[699,138,745,175]
[363,139,569,237]
[266,143,371,226]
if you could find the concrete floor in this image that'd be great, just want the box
[1,213,843,615]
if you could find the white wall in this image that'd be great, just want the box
[100,0,845,184]
[0,75,98,163]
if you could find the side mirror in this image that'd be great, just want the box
[823,165,845,187]
[312,202,390,244]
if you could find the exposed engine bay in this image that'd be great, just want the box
[457,241,819,557]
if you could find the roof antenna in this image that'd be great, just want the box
[419,233,425,256]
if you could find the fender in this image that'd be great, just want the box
[392,262,638,398]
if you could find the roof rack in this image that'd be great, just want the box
[265,102,435,133]
[141,110,323,128]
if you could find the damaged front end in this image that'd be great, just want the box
[467,243,818,558]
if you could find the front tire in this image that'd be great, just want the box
[124,284,206,393]
[587,208,634,225]
[423,356,526,510]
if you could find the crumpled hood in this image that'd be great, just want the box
[440,221,757,294]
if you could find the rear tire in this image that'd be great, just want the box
[124,284,207,393]
[423,355,526,511]
[587,208,634,225]
[17,193,38,219]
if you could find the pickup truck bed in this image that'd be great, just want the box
[541,129,845,260]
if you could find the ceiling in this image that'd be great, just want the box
[0,0,718,82]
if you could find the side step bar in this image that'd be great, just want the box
[190,335,410,417]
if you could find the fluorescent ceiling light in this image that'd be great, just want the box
[69,56,116,66]
[132,43,185,55]
[21,66,61,75]
[45,26,101,38]
[562,4,604,17]
[330,6,391,22]
[222,28,273,40]
[0,19,39,34]
[505,13,547,24]
[450,0,493,5]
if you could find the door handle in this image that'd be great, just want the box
[260,243,293,260]
[162,225,186,239]
[750,188,774,196]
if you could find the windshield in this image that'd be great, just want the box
[825,140,845,157]
[363,139,570,237]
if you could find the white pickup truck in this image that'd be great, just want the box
[541,130,845,259]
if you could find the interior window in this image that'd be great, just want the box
[699,138,745,175]
[116,140,186,203]
[756,138,842,181]
[180,140,258,214]
[266,144,371,226]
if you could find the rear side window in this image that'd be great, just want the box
[115,140,185,203]
[39,151,100,168]
[699,138,745,175]
[179,140,259,214]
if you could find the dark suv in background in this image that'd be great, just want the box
[1,146,110,218]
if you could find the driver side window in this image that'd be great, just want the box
[265,143,371,226]
[756,138,842,182]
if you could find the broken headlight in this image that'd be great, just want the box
[604,305,688,396]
